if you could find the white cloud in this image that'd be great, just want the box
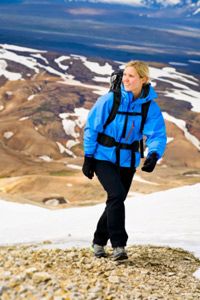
[88,0,144,6]
[68,0,183,6]
[156,0,180,5]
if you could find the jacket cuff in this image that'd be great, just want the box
[85,154,94,158]
[147,152,159,159]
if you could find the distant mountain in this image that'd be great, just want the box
[1,0,199,15]
[62,0,200,15]
[0,0,199,75]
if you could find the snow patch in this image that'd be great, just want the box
[39,156,53,162]
[150,66,200,113]
[28,95,36,101]
[0,49,39,74]
[44,199,60,207]
[70,54,114,75]
[0,184,200,260]
[84,61,113,75]
[19,117,29,121]
[67,164,81,170]
[93,76,110,83]
[62,119,79,139]
[5,91,13,96]
[127,191,143,197]
[3,131,14,139]
[55,56,70,71]
[66,183,73,187]
[0,59,22,80]
[164,89,200,113]
[74,107,89,127]
[185,174,200,178]
[37,63,66,79]
[193,268,200,280]
[150,66,198,86]
[59,108,89,139]
[56,142,76,158]
[167,137,174,144]
[66,140,79,149]
[31,54,48,64]
[134,175,159,185]
[1,44,47,53]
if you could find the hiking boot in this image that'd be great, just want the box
[92,244,107,258]
[112,247,128,261]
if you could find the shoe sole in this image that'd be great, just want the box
[94,253,107,258]
[113,254,128,261]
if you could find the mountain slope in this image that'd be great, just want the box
[0,43,199,165]
[0,44,199,207]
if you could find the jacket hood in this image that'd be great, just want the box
[121,83,157,104]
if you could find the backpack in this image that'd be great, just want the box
[102,70,151,158]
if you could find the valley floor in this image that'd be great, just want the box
[0,157,199,209]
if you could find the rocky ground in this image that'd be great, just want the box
[0,244,200,300]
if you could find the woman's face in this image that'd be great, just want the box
[122,66,146,97]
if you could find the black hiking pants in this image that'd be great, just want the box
[93,159,135,248]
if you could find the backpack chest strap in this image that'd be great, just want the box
[117,111,142,116]
[97,132,139,168]
[97,133,139,151]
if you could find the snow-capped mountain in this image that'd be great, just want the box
[1,0,199,14]
[64,0,200,18]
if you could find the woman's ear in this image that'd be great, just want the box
[141,76,148,84]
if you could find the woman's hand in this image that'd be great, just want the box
[82,156,95,179]
[141,152,158,173]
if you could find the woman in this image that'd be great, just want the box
[82,60,167,260]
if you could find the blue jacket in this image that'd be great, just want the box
[83,84,167,168]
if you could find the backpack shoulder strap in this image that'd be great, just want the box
[140,100,151,133]
[103,70,123,130]
[139,100,151,158]
[103,91,121,130]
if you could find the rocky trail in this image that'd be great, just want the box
[0,244,200,300]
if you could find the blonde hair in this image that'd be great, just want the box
[125,60,150,83]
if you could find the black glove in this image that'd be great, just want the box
[82,156,95,179]
[141,152,158,173]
